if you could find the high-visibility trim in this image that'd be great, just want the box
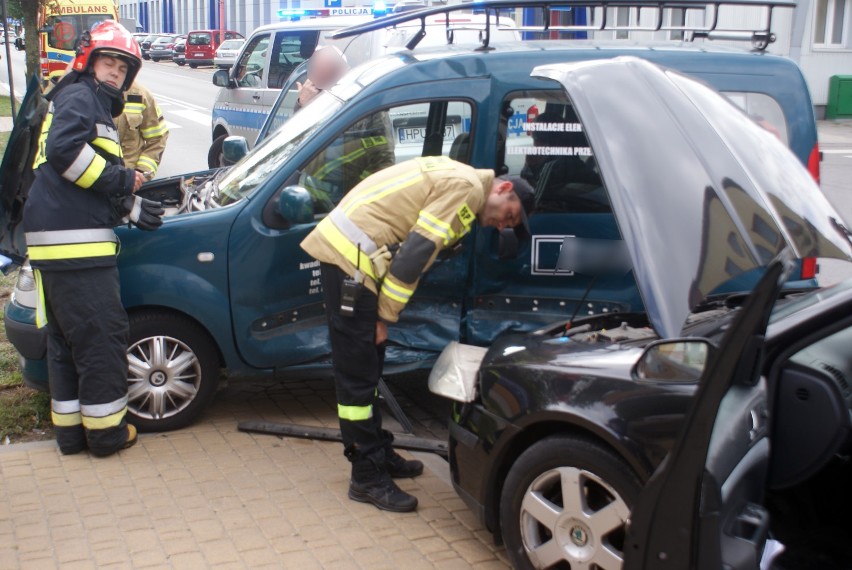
[338,403,372,421]
[417,211,453,245]
[124,102,145,113]
[342,169,423,216]
[91,136,122,158]
[52,410,83,427]
[62,144,99,182]
[32,107,53,169]
[81,395,128,418]
[96,124,119,142]
[28,241,118,261]
[34,268,47,328]
[136,155,158,173]
[381,279,414,304]
[81,407,126,430]
[52,398,81,414]
[316,219,377,280]
[26,228,117,246]
[141,122,168,138]
[329,210,378,255]
[52,398,82,427]
[75,154,108,189]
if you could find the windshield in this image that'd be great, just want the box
[216,93,345,204]
[47,14,114,50]
[769,277,852,323]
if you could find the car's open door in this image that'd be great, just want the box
[624,254,792,570]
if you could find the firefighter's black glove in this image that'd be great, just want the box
[121,195,165,231]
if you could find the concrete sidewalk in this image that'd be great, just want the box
[0,377,510,569]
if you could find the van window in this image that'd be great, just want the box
[234,34,270,87]
[501,91,609,214]
[297,101,473,213]
[188,32,212,46]
[722,92,789,145]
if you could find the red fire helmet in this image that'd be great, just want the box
[71,20,142,91]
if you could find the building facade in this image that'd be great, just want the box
[118,0,851,112]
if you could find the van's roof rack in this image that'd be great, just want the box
[330,0,795,52]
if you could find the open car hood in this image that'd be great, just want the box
[532,57,852,339]
[0,75,48,265]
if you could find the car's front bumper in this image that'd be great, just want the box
[3,299,48,391]
[447,402,517,536]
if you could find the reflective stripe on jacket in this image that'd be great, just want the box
[301,156,492,323]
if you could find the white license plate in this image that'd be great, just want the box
[397,125,455,144]
[194,52,204,57]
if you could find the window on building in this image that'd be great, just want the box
[814,0,849,46]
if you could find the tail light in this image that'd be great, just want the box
[807,143,821,184]
[801,143,821,281]
[800,257,817,280]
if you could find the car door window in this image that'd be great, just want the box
[296,100,473,214]
[234,34,269,87]
[501,91,610,214]
[268,31,319,89]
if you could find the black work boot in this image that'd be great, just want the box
[349,456,418,513]
[381,430,423,478]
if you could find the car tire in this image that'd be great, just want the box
[500,435,642,570]
[207,134,228,168]
[189,63,197,69]
[176,61,185,66]
[151,57,159,62]
[125,311,220,433]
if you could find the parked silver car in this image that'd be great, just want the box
[213,38,245,69]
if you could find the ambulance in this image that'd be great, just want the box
[38,0,119,83]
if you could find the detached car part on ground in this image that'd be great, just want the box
[0,0,828,436]
[427,59,852,569]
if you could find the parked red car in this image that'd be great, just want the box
[185,29,243,68]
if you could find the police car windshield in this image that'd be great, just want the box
[216,92,345,203]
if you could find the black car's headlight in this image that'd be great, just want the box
[427,341,487,403]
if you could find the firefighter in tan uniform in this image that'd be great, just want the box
[116,81,169,178]
[301,156,535,512]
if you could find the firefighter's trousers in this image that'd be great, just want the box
[320,263,388,463]
[41,267,131,456]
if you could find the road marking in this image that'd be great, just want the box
[154,93,210,112]
[822,149,852,154]
[167,109,211,126]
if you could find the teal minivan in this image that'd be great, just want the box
[1,0,824,433]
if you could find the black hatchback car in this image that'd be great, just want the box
[429,57,852,569]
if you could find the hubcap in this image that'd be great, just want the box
[519,466,630,569]
[126,334,202,421]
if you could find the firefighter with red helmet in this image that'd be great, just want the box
[23,20,164,457]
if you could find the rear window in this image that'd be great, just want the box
[188,32,212,46]
[722,91,789,145]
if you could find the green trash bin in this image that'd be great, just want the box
[826,75,852,119]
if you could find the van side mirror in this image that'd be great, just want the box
[277,186,314,226]
[222,136,249,165]
[635,340,711,383]
[212,69,233,87]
